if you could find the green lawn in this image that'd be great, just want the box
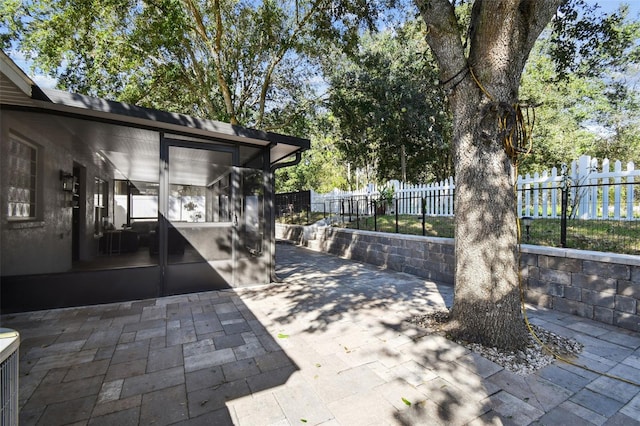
[348,215,640,255]
[347,215,455,238]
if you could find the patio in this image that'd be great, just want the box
[1,243,640,425]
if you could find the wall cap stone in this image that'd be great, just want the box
[520,245,640,266]
[321,227,456,246]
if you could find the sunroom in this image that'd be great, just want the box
[0,51,309,312]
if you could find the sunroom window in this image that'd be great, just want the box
[7,136,37,220]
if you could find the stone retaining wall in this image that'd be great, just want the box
[276,224,640,332]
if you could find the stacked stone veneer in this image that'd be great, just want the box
[276,224,640,332]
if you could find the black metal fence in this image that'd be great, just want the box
[275,190,310,214]
[276,181,640,255]
[521,181,640,255]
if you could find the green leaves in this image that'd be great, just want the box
[4,0,390,132]
[275,134,349,193]
[520,4,640,173]
[324,19,453,184]
[551,1,640,80]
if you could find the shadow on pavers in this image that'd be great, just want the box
[1,289,298,424]
[249,244,515,425]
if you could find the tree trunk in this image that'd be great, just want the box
[416,0,562,350]
[448,78,528,349]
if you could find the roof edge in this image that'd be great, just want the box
[267,131,311,150]
[40,88,310,149]
[0,50,34,97]
[1,50,310,158]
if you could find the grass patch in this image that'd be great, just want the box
[347,215,640,255]
[346,215,455,238]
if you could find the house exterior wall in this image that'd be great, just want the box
[0,102,294,311]
[276,224,640,332]
[1,110,112,276]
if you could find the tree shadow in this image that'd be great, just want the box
[267,244,455,330]
[238,244,522,424]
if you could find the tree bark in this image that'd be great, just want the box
[415,0,562,349]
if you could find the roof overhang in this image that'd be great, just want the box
[0,50,36,107]
[0,50,309,165]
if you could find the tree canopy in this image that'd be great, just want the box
[275,114,349,193]
[325,19,453,184]
[4,0,636,177]
[1,0,384,130]
[519,3,640,173]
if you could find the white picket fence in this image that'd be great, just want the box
[310,155,640,220]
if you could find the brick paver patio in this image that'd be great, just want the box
[1,243,640,425]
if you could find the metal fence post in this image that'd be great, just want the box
[374,200,378,232]
[395,198,399,233]
[349,197,352,223]
[422,197,426,236]
[452,189,455,216]
[561,185,568,248]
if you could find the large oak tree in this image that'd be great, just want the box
[415,0,563,349]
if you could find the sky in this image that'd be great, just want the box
[5,0,640,90]
[7,50,57,88]
[590,0,640,16]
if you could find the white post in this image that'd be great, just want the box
[551,166,558,218]
[541,170,549,218]
[533,171,540,218]
[577,155,591,219]
[524,173,532,217]
[614,160,622,219]
[626,161,635,220]
[602,158,610,219]
[589,157,599,219]
[517,175,523,218]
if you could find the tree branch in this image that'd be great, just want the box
[467,0,563,99]
[182,0,238,125]
[256,0,327,128]
[413,0,467,85]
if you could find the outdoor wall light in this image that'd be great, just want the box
[521,216,533,242]
[60,171,75,192]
